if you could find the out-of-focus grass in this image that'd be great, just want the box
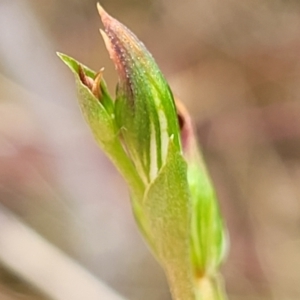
[0,265,46,300]
[0,0,300,299]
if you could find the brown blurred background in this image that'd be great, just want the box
[0,0,300,299]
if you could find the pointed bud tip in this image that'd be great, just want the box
[175,99,194,152]
[97,3,111,27]
[99,29,116,64]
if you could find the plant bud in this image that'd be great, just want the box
[98,4,181,184]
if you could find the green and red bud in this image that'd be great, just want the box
[98,4,181,184]
[176,99,228,299]
[58,5,228,300]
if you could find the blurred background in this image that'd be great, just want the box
[0,0,300,299]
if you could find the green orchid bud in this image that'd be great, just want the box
[176,100,228,300]
[57,53,145,199]
[58,4,228,300]
[98,4,181,185]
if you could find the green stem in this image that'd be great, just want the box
[195,274,228,300]
[164,265,195,300]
